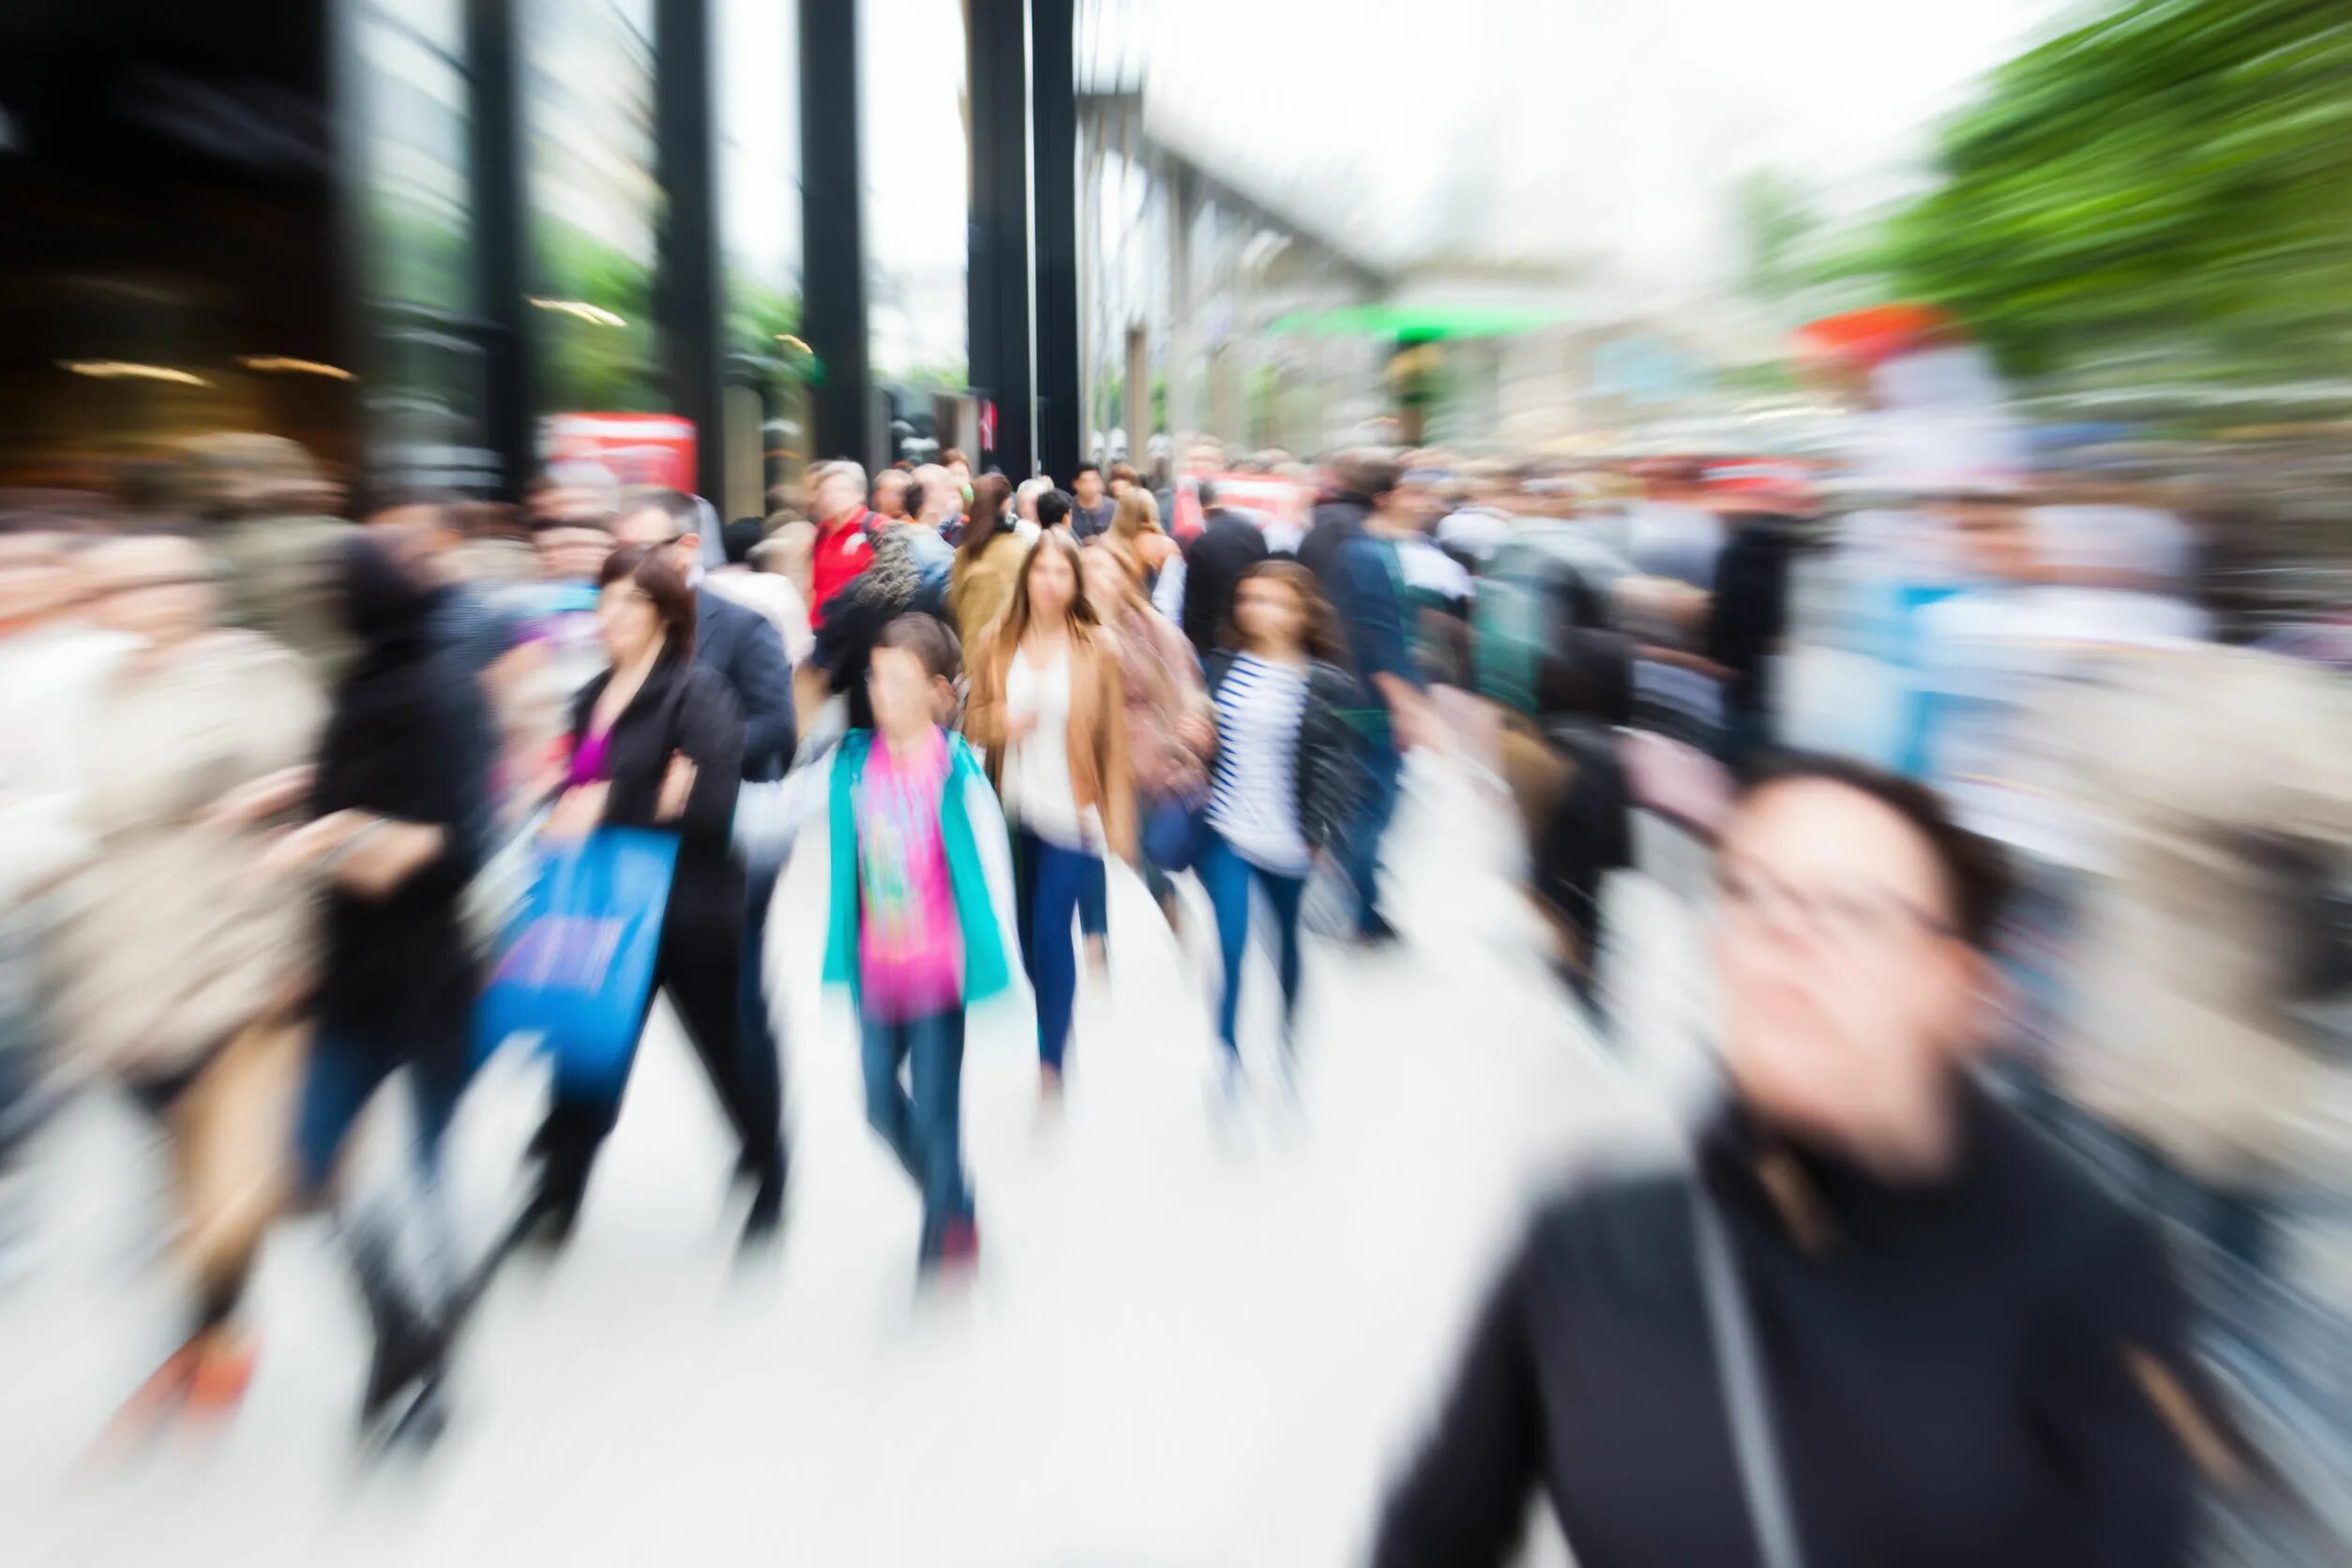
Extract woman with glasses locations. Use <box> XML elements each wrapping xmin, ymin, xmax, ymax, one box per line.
<box><xmin>1375</xmin><ymin>754</ymin><xmax>2219</xmax><ymax>1567</ymax></box>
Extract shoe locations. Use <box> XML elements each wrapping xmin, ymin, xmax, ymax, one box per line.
<box><xmin>185</xmin><ymin>1331</ymin><xmax>257</xmax><ymax>1419</ymax></box>
<box><xmin>932</xmin><ymin>1217</ymin><xmax>980</xmax><ymax>1275</ymax></box>
<box><xmin>1039</xmin><ymin>1063</ymin><xmax>1063</xmax><ymax>1104</ymax></box>
<box><xmin>1353</xmin><ymin>913</ymin><xmax>1403</xmax><ymax>949</ymax></box>
<box><xmin>740</xmin><ymin>1159</ymin><xmax>786</xmax><ymax>1246</ymax></box>
<box><xmin>85</xmin><ymin>1342</ymin><xmax>199</xmax><ymax>1461</ymax></box>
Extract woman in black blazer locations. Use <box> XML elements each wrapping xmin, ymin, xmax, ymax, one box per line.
<box><xmin>525</xmin><ymin>543</ymin><xmax>785</xmax><ymax>1244</ymax></box>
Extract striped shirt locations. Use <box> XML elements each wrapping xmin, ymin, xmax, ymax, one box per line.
<box><xmin>1208</xmin><ymin>654</ymin><xmax>1311</xmax><ymax>874</ymax></box>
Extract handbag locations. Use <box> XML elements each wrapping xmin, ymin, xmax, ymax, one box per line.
<box><xmin>1139</xmin><ymin>794</ymin><xmax>1207</xmax><ymax>873</ymax></box>
<box><xmin>474</xmin><ymin>826</ymin><xmax>680</xmax><ymax>1097</ymax></box>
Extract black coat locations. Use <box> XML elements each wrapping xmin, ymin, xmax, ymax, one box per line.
<box><xmin>694</xmin><ymin>584</ymin><xmax>795</xmax><ymax>781</ymax></box>
<box><xmin>1181</xmin><ymin>511</ymin><xmax>1271</xmax><ymax>658</ymax></box>
<box><xmin>572</xmin><ymin>657</ymin><xmax>745</xmax><ymax>937</ymax></box>
<box><xmin>312</xmin><ymin>536</ymin><xmax>490</xmax><ymax>1059</ymax></box>
<box><xmin>1375</xmin><ymin>1087</ymin><xmax>2200</xmax><ymax>1568</ymax></box>
<box><xmin>1296</xmin><ymin>491</ymin><xmax>1371</xmax><ymax>591</ymax></box>
<box><xmin>1204</xmin><ymin>651</ymin><xmax>1365</xmax><ymax>853</ymax></box>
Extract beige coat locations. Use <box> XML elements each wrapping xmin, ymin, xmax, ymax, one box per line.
<box><xmin>948</xmin><ymin>533</ymin><xmax>1029</xmax><ymax>656</ymax></box>
<box><xmin>964</xmin><ymin>625</ymin><xmax>1136</xmax><ymax>860</ymax></box>
<box><xmin>2038</xmin><ymin>642</ymin><xmax>2352</xmax><ymax>1187</ymax></box>
<box><xmin>44</xmin><ymin>632</ymin><xmax>325</xmax><ymax>1079</ymax></box>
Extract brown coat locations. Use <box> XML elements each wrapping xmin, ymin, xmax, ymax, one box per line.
<box><xmin>948</xmin><ymin>532</ymin><xmax>1029</xmax><ymax>655</ymax></box>
<box><xmin>965</xmin><ymin>626</ymin><xmax>1136</xmax><ymax>860</ymax></box>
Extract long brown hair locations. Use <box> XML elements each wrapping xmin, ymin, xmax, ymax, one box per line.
<box><xmin>957</xmin><ymin>472</ymin><xmax>1014</xmax><ymax>561</ymax></box>
<box><xmin>991</xmin><ymin>531</ymin><xmax>1098</xmax><ymax>663</ymax></box>
<box><xmin>1229</xmin><ymin>558</ymin><xmax>1346</xmax><ymax>664</ymax></box>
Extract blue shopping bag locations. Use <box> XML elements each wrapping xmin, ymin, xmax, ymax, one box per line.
<box><xmin>1140</xmin><ymin>795</ymin><xmax>1207</xmax><ymax>873</ymax></box>
<box><xmin>475</xmin><ymin>827</ymin><xmax>680</xmax><ymax>1096</ymax></box>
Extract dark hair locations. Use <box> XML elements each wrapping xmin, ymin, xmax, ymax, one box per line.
<box><xmin>874</xmin><ymin>611</ymin><xmax>963</xmax><ymax>685</ymax></box>
<box><xmin>1196</xmin><ymin>479</ymin><xmax>1221</xmax><ymax>510</ymax></box>
<box><xmin>622</xmin><ymin>487</ymin><xmax>701</xmax><ymax>541</ymax></box>
<box><xmin>1229</xmin><ymin>559</ymin><xmax>1348</xmax><ymax>663</ymax></box>
<box><xmin>1073</xmin><ymin>461</ymin><xmax>1102</xmax><ymax>480</ymax></box>
<box><xmin>723</xmin><ymin>517</ymin><xmax>763</xmax><ymax>565</ymax></box>
<box><xmin>1037</xmin><ymin>487</ymin><xmax>1072</xmax><ymax>529</ymax></box>
<box><xmin>958</xmin><ymin>472</ymin><xmax>1014</xmax><ymax>560</ymax></box>
<box><xmin>903</xmin><ymin>478</ymin><xmax>927</xmax><ymax>519</ymax></box>
<box><xmin>597</xmin><ymin>541</ymin><xmax>698</xmax><ymax>663</ymax></box>
<box><xmin>1108</xmin><ymin>460</ymin><xmax>1140</xmax><ymax>487</ymax></box>
<box><xmin>1736</xmin><ymin>752</ymin><xmax>2012</xmax><ymax>949</ymax></box>
<box><xmin>1356</xmin><ymin>456</ymin><xmax>1406</xmax><ymax>504</ymax></box>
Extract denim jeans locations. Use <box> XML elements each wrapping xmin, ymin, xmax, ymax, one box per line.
<box><xmin>294</xmin><ymin>1031</ymin><xmax>467</xmax><ymax>1196</ymax></box>
<box><xmin>1335</xmin><ymin>743</ymin><xmax>1404</xmax><ymax>932</ymax></box>
<box><xmin>1013</xmin><ymin>828</ymin><xmax>1097</xmax><ymax>1072</ymax></box>
<box><xmin>739</xmin><ymin>865</ymin><xmax>788</xmax><ymax>1169</ymax></box>
<box><xmin>857</xmin><ymin>1006</ymin><xmax>972</xmax><ymax>1262</ymax></box>
<box><xmin>1199</xmin><ymin>830</ymin><xmax>1305</xmax><ymax>1059</ymax></box>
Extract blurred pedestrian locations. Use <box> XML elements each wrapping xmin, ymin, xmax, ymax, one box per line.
<box><xmin>1180</xmin><ymin>479</ymin><xmax>1272</xmax><ymax>660</ymax></box>
<box><xmin>1069</xmin><ymin>462</ymin><xmax>1114</xmax><ymax>541</ymax></box>
<box><xmin>707</xmin><ymin>515</ymin><xmax>814</xmax><ymax>671</ymax></box>
<box><xmin>1375</xmin><ymin>755</ymin><xmax>2220</xmax><ymax>1567</ymax></box>
<box><xmin>948</xmin><ymin>474</ymin><xmax>1026</xmax><ymax>655</ymax></box>
<box><xmin>1080</xmin><ymin>545</ymin><xmax>1211</xmax><ymax>927</ymax></box>
<box><xmin>807</xmin><ymin>461</ymin><xmax>876</xmax><ymax>630</ymax></box>
<box><xmin>1296</xmin><ymin>449</ymin><xmax>1380</xmax><ymax>590</ymax></box>
<box><xmin>821</xmin><ymin>615</ymin><xmax>1018</xmax><ymax>1274</ymax></box>
<box><xmin>181</xmin><ymin>433</ymin><xmax>356</xmax><ymax>681</ymax></box>
<box><xmin>1194</xmin><ymin>563</ymin><xmax>1362</xmax><ymax>1102</ymax></box>
<box><xmin>814</xmin><ymin>511</ymin><xmax>952</xmax><ymax>734</ymax></box>
<box><xmin>964</xmin><ymin>535</ymin><xmax>1133</xmax><ymax>1100</ymax></box>
<box><xmin>45</xmin><ymin>536</ymin><xmax>322</xmax><ymax>1419</ymax></box>
<box><xmin>524</xmin><ymin>545</ymin><xmax>767</xmax><ymax>1244</ymax></box>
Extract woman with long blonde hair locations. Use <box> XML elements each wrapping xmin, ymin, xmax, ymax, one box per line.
<box><xmin>963</xmin><ymin>533</ymin><xmax>1132</xmax><ymax>1099</ymax></box>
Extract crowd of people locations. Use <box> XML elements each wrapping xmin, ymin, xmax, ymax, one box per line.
<box><xmin>1</xmin><ymin>423</ymin><xmax>2342</xmax><ymax>1563</ymax></box>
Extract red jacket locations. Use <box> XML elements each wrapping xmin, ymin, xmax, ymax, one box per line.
<box><xmin>809</xmin><ymin>508</ymin><xmax>874</xmax><ymax>627</ymax></box>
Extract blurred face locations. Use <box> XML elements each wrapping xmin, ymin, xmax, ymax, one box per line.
<box><xmin>1073</xmin><ymin>470</ymin><xmax>1103</xmax><ymax>505</ymax></box>
<box><xmin>874</xmin><ymin>472</ymin><xmax>911</xmax><ymax>520</ymax></box>
<box><xmin>614</xmin><ymin>505</ymin><xmax>697</xmax><ymax>575</ymax></box>
<box><xmin>89</xmin><ymin>539</ymin><xmax>217</xmax><ymax>647</ymax></box>
<box><xmin>816</xmin><ymin>472</ymin><xmax>862</xmax><ymax>524</ymax></box>
<box><xmin>596</xmin><ymin>572</ymin><xmax>666</xmax><ymax>666</ymax></box>
<box><xmin>1025</xmin><ymin>545</ymin><xmax>1077</xmax><ymax>622</ymax></box>
<box><xmin>1943</xmin><ymin>499</ymin><xmax>2036</xmax><ymax>582</ymax></box>
<box><xmin>1712</xmin><ymin>780</ymin><xmax>1985</xmax><ymax>1170</ymax></box>
<box><xmin>1234</xmin><ymin>574</ymin><xmax>1304</xmax><ymax>651</ymax></box>
<box><xmin>946</xmin><ymin>459</ymin><xmax>972</xmax><ymax>493</ymax></box>
<box><xmin>535</xmin><ymin>525</ymin><xmax>612</xmax><ymax>581</ymax></box>
<box><xmin>867</xmin><ymin>645</ymin><xmax>945</xmax><ymax>740</ymax></box>
<box><xmin>1018</xmin><ymin>488</ymin><xmax>1042</xmax><ymax>523</ymax></box>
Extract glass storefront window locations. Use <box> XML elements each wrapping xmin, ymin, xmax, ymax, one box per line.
<box><xmin>716</xmin><ymin>0</ymin><xmax>805</xmax><ymax>519</ymax></box>
<box><xmin>861</xmin><ymin>0</ymin><xmax>969</xmax><ymax>465</ymax></box>
<box><xmin>523</xmin><ymin>0</ymin><xmax>664</xmax><ymax>415</ymax></box>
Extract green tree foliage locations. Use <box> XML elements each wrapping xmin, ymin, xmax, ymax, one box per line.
<box><xmin>1875</xmin><ymin>0</ymin><xmax>2352</xmax><ymax>385</ymax></box>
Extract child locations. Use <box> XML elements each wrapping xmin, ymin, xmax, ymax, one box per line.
<box><xmin>735</xmin><ymin>613</ymin><xmax>1017</xmax><ymax>1273</ymax></box>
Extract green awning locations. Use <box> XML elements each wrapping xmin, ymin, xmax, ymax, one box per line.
<box><xmin>1264</xmin><ymin>302</ymin><xmax>1573</xmax><ymax>339</ymax></box>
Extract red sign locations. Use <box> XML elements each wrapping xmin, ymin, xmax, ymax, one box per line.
<box><xmin>541</xmin><ymin>413</ymin><xmax>698</xmax><ymax>494</ymax></box>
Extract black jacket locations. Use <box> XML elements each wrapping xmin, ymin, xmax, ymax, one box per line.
<box><xmin>1375</xmin><ymin>1087</ymin><xmax>2199</xmax><ymax>1568</ymax></box>
<box><xmin>1205</xmin><ymin>651</ymin><xmax>1366</xmax><ymax>853</ymax></box>
<box><xmin>1181</xmin><ymin>512</ymin><xmax>1271</xmax><ymax>658</ymax></box>
<box><xmin>694</xmin><ymin>584</ymin><xmax>795</xmax><ymax>781</ymax></box>
<box><xmin>1296</xmin><ymin>491</ymin><xmax>1371</xmax><ymax>590</ymax></box>
<box><xmin>573</xmin><ymin>657</ymin><xmax>745</xmax><ymax>936</ymax></box>
<box><xmin>312</xmin><ymin>536</ymin><xmax>490</xmax><ymax>1060</ymax></box>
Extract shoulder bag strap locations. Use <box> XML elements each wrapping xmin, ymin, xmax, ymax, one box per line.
<box><xmin>1692</xmin><ymin>1187</ymin><xmax>1807</xmax><ymax>1568</ymax></box>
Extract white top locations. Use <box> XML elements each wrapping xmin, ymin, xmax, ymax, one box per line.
<box><xmin>1207</xmin><ymin>654</ymin><xmax>1311</xmax><ymax>875</ymax></box>
<box><xmin>1003</xmin><ymin>646</ymin><xmax>1093</xmax><ymax>849</ymax></box>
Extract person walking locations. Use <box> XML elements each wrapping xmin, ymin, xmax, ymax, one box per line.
<box><xmin>807</xmin><ymin>461</ymin><xmax>876</xmax><ymax>629</ymax></box>
<box><xmin>1080</xmin><ymin>545</ymin><xmax>1211</xmax><ymax>927</ymax></box>
<box><xmin>1372</xmin><ymin>756</ymin><xmax>2222</xmax><ymax>1567</ymax></box>
<box><xmin>524</xmin><ymin>545</ymin><xmax>770</xmax><ymax>1243</ymax></box>
<box><xmin>1180</xmin><ymin>479</ymin><xmax>1272</xmax><ymax>659</ymax></box>
<box><xmin>1194</xmin><ymin>562</ymin><xmax>1362</xmax><ymax>1100</ymax></box>
<box><xmin>1105</xmin><ymin>488</ymin><xmax>1182</xmax><ymax>596</ymax></box>
<box><xmin>610</xmin><ymin>491</ymin><xmax>794</xmax><ymax>1214</ymax></box>
<box><xmin>821</xmin><ymin>615</ymin><xmax>1018</xmax><ymax>1274</ymax></box>
<box><xmin>1325</xmin><ymin>459</ymin><xmax>1437</xmax><ymax>945</ymax></box>
<box><xmin>48</xmin><ymin>535</ymin><xmax>324</xmax><ymax>1419</ymax></box>
<box><xmin>947</xmin><ymin>474</ymin><xmax>1027</xmax><ymax>655</ymax></box>
<box><xmin>263</xmin><ymin>534</ymin><xmax>495</xmax><ymax>1440</ymax></box>
<box><xmin>1069</xmin><ymin>462</ymin><xmax>1114</xmax><ymax>540</ymax></box>
<box><xmin>964</xmin><ymin>535</ymin><xmax>1133</xmax><ymax>1100</ymax></box>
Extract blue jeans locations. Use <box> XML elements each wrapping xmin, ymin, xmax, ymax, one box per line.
<box><xmin>739</xmin><ymin>866</ymin><xmax>788</xmax><ymax>1168</ymax></box>
<box><xmin>294</xmin><ymin>1031</ymin><xmax>467</xmax><ymax>1196</ymax></box>
<box><xmin>1078</xmin><ymin>854</ymin><xmax>1108</xmax><ymax>941</ymax></box>
<box><xmin>1013</xmin><ymin>828</ymin><xmax>1096</xmax><ymax>1072</ymax></box>
<box><xmin>1199</xmin><ymin>831</ymin><xmax>1305</xmax><ymax>1059</ymax></box>
<box><xmin>1335</xmin><ymin>744</ymin><xmax>1404</xmax><ymax>932</ymax></box>
<box><xmin>857</xmin><ymin>1006</ymin><xmax>972</xmax><ymax>1261</ymax></box>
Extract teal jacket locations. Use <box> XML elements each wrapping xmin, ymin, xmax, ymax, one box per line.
<box><xmin>821</xmin><ymin>730</ymin><xmax>1015</xmax><ymax>1007</ymax></box>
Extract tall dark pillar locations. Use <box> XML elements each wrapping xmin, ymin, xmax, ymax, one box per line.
<box><xmin>466</xmin><ymin>0</ymin><xmax>535</xmax><ymax>501</ymax></box>
<box><xmin>967</xmin><ymin>0</ymin><xmax>1033</xmax><ymax>476</ymax></box>
<box><xmin>800</xmin><ymin>0</ymin><xmax>869</xmax><ymax>466</ymax></box>
<box><xmin>1029</xmin><ymin>0</ymin><xmax>1079</xmax><ymax>486</ymax></box>
<box><xmin>656</xmin><ymin>0</ymin><xmax>726</xmax><ymax>504</ymax></box>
